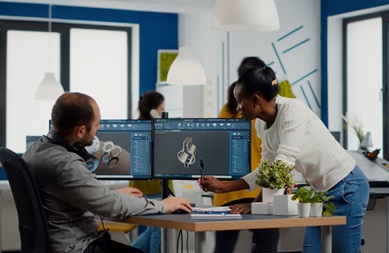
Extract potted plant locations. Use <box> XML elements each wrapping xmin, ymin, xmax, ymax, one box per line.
<box><xmin>291</xmin><ymin>186</ymin><xmax>315</xmax><ymax>217</ymax></box>
<box><xmin>254</xmin><ymin>159</ymin><xmax>297</xmax><ymax>215</ymax></box>
<box><xmin>292</xmin><ymin>186</ymin><xmax>335</xmax><ymax>217</ymax></box>
<box><xmin>311</xmin><ymin>191</ymin><xmax>335</xmax><ymax>217</ymax></box>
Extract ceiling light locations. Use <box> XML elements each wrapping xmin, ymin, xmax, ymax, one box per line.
<box><xmin>166</xmin><ymin>47</ymin><xmax>207</xmax><ymax>85</ymax></box>
<box><xmin>35</xmin><ymin>3</ymin><xmax>64</xmax><ymax>100</ymax></box>
<box><xmin>211</xmin><ymin>0</ymin><xmax>280</xmax><ymax>32</ymax></box>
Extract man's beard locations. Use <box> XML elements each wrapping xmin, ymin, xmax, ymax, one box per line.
<box><xmin>79</xmin><ymin>133</ymin><xmax>94</xmax><ymax>147</ymax></box>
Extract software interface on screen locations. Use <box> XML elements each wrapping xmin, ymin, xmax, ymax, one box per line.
<box><xmin>153</xmin><ymin>118</ymin><xmax>251</xmax><ymax>179</ymax></box>
<box><xmin>87</xmin><ymin>119</ymin><xmax>152</xmax><ymax>180</ymax></box>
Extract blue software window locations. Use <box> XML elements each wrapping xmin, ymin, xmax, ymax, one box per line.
<box><xmin>91</xmin><ymin>119</ymin><xmax>152</xmax><ymax>180</ymax></box>
<box><xmin>152</xmin><ymin>118</ymin><xmax>251</xmax><ymax>179</ymax></box>
<box><xmin>0</xmin><ymin>165</ymin><xmax>7</xmax><ymax>180</ymax></box>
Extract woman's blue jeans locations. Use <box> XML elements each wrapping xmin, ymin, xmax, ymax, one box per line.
<box><xmin>303</xmin><ymin>165</ymin><xmax>369</xmax><ymax>253</ymax></box>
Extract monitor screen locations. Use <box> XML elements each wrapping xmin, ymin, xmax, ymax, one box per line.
<box><xmin>26</xmin><ymin>135</ymin><xmax>42</xmax><ymax>151</ymax></box>
<box><xmin>152</xmin><ymin>118</ymin><xmax>251</xmax><ymax>179</ymax></box>
<box><xmin>88</xmin><ymin>119</ymin><xmax>152</xmax><ymax>180</ymax></box>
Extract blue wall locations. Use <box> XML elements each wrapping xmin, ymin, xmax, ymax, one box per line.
<box><xmin>320</xmin><ymin>0</ymin><xmax>388</xmax><ymax>125</ymax></box>
<box><xmin>0</xmin><ymin>2</ymin><xmax>178</xmax><ymax>96</ymax></box>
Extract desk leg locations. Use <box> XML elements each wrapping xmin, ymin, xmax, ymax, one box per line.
<box><xmin>161</xmin><ymin>228</ymin><xmax>169</xmax><ymax>253</ymax></box>
<box><xmin>195</xmin><ymin>232</ymin><xmax>206</xmax><ymax>253</ymax></box>
<box><xmin>321</xmin><ymin>226</ymin><xmax>331</xmax><ymax>253</ymax></box>
<box><xmin>0</xmin><ymin>191</ymin><xmax>2</xmax><ymax>253</ymax></box>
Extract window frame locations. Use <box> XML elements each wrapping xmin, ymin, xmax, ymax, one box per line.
<box><xmin>0</xmin><ymin>20</ymin><xmax>132</xmax><ymax>148</ymax></box>
<box><xmin>342</xmin><ymin>11</ymin><xmax>389</xmax><ymax>159</ymax></box>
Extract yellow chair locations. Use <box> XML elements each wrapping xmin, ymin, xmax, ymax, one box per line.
<box><xmin>98</xmin><ymin>220</ymin><xmax>137</xmax><ymax>245</ymax></box>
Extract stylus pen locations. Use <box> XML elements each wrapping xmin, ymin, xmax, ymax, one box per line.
<box><xmin>200</xmin><ymin>159</ymin><xmax>204</xmax><ymax>181</ymax></box>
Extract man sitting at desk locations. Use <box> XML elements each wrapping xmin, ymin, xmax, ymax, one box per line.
<box><xmin>23</xmin><ymin>92</ymin><xmax>192</xmax><ymax>253</ymax></box>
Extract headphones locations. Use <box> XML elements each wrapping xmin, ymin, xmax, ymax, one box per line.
<box><xmin>150</xmin><ymin>109</ymin><xmax>161</xmax><ymax>119</ymax></box>
<box><xmin>44</xmin><ymin>130</ymin><xmax>99</xmax><ymax>172</ymax></box>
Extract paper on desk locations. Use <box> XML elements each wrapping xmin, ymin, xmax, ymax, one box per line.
<box><xmin>192</xmin><ymin>206</ymin><xmax>231</xmax><ymax>213</ymax></box>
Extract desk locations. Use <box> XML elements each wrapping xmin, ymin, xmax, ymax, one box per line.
<box><xmin>113</xmin><ymin>213</ymin><xmax>345</xmax><ymax>253</ymax></box>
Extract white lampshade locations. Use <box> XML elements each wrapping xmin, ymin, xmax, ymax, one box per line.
<box><xmin>166</xmin><ymin>47</ymin><xmax>207</xmax><ymax>85</ymax></box>
<box><xmin>35</xmin><ymin>72</ymin><xmax>64</xmax><ymax>100</ymax></box>
<box><xmin>211</xmin><ymin>0</ymin><xmax>280</xmax><ymax>32</ymax></box>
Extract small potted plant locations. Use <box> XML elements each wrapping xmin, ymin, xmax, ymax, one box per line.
<box><xmin>311</xmin><ymin>191</ymin><xmax>335</xmax><ymax>217</ymax></box>
<box><xmin>254</xmin><ymin>159</ymin><xmax>297</xmax><ymax>215</ymax></box>
<box><xmin>291</xmin><ymin>186</ymin><xmax>315</xmax><ymax>217</ymax></box>
<box><xmin>292</xmin><ymin>186</ymin><xmax>335</xmax><ymax>217</ymax></box>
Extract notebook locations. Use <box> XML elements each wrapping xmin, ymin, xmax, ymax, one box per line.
<box><xmin>191</xmin><ymin>206</ymin><xmax>232</xmax><ymax>214</ymax></box>
<box><xmin>190</xmin><ymin>213</ymin><xmax>242</xmax><ymax>220</ymax></box>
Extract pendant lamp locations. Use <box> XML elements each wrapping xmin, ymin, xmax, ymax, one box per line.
<box><xmin>35</xmin><ymin>3</ymin><xmax>64</xmax><ymax>100</ymax></box>
<box><xmin>211</xmin><ymin>0</ymin><xmax>280</xmax><ymax>32</ymax></box>
<box><xmin>166</xmin><ymin>47</ymin><xmax>207</xmax><ymax>85</ymax></box>
<box><xmin>36</xmin><ymin>72</ymin><xmax>64</xmax><ymax>100</ymax></box>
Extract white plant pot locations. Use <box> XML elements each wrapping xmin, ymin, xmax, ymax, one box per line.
<box><xmin>252</xmin><ymin>202</ymin><xmax>273</xmax><ymax>215</ymax></box>
<box><xmin>297</xmin><ymin>203</ymin><xmax>311</xmax><ymax>218</ymax></box>
<box><xmin>273</xmin><ymin>194</ymin><xmax>298</xmax><ymax>216</ymax></box>
<box><xmin>262</xmin><ymin>188</ymin><xmax>284</xmax><ymax>203</ymax></box>
<box><xmin>310</xmin><ymin>203</ymin><xmax>324</xmax><ymax>217</ymax></box>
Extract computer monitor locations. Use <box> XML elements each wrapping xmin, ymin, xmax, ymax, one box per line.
<box><xmin>88</xmin><ymin>119</ymin><xmax>152</xmax><ymax>180</ymax></box>
<box><xmin>152</xmin><ymin>118</ymin><xmax>251</xmax><ymax>179</ymax></box>
<box><xmin>26</xmin><ymin>135</ymin><xmax>42</xmax><ymax>151</ymax></box>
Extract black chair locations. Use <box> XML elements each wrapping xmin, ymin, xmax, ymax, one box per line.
<box><xmin>0</xmin><ymin>147</ymin><xmax>49</xmax><ymax>253</ymax></box>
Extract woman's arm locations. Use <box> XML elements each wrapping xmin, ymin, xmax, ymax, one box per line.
<box><xmin>199</xmin><ymin>176</ymin><xmax>250</xmax><ymax>193</ymax></box>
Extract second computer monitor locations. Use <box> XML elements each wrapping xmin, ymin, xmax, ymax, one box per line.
<box><xmin>152</xmin><ymin>118</ymin><xmax>251</xmax><ymax>179</ymax></box>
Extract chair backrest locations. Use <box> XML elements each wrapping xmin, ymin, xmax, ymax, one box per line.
<box><xmin>0</xmin><ymin>147</ymin><xmax>49</xmax><ymax>253</ymax></box>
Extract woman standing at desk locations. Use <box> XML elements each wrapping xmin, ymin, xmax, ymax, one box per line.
<box><xmin>200</xmin><ymin>66</ymin><xmax>370</xmax><ymax>253</ymax></box>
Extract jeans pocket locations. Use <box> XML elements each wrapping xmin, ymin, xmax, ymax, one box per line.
<box><xmin>358</xmin><ymin>179</ymin><xmax>369</xmax><ymax>209</ymax></box>
<box><xmin>342</xmin><ymin>179</ymin><xmax>369</xmax><ymax>212</ymax></box>
<box><xmin>342</xmin><ymin>180</ymin><xmax>355</xmax><ymax>206</ymax></box>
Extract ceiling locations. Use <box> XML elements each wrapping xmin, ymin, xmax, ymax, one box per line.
<box><xmin>4</xmin><ymin>0</ymin><xmax>215</xmax><ymax>14</ymax></box>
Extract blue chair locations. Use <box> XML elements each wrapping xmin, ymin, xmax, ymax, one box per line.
<box><xmin>0</xmin><ymin>147</ymin><xmax>49</xmax><ymax>253</ymax></box>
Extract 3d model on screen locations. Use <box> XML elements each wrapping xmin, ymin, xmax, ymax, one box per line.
<box><xmin>177</xmin><ymin>137</ymin><xmax>198</xmax><ymax>168</ymax></box>
<box><xmin>85</xmin><ymin>137</ymin><xmax>124</xmax><ymax>171</ymax></box>
<box><xmin>101</xmin><ymin>141</ymin><xmax>122</xmax><ymax>168</ymax></box>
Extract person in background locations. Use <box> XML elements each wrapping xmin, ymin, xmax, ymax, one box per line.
<box><xmin>23</xmin><ymin>92</ymin><xmax>192</xmax><ymax>253</ymax></box>
<box><xmin>200</xmin><ymin>66</ymin><xmax>369</xmax><ymax>253</ymax></box>
<box><xmin>214</xmin><ymin>57</ymin><xmax>279</xmax><ymax>253</ymax></box>
<box><xmin>130</xmin><ymin>90</ymin><xmax>174</xmax><ymax>253</ymax></box>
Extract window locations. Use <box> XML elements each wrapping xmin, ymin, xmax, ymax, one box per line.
<box><xmin>343</xmin><ymin>11</ymin><xmax>389</xmax><ymax>158</ymax></box>
<box><xmin>0</xmin><ymin>20</ymin><xmax>132</xmax><ymax>153</ymax></box>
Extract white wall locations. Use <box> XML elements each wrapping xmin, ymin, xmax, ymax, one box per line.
<box><xmin>180</xmin><ymin>0</ymin><xmax>321</xmax><ymax>117</ymax></box>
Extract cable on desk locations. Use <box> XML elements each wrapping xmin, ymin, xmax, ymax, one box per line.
<box><xmin>186</xmin><ymin>230</ymin><xmax>189</xmax><ymax>253</ymax></box>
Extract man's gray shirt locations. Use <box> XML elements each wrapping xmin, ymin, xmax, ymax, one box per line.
<box><xmin>23</xmin><ymin>137</ymin><xmax>166</xmax><ymax>253</ymax></box>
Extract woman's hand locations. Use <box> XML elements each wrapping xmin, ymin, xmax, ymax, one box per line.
<box><xmin>229</xmin><ymin>203</ymin><xmax>252</xmax><ymax>214</ymax></box>
<box><xmin>198</xmin><ymin>176</ymin><xmax>226</xmax><ymax>193</ymax></box>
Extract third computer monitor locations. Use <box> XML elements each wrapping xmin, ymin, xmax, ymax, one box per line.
<box><xmin>152</xmin><ymin>118</ymin><xmax>251</xmax><ymax>179</ymax></box>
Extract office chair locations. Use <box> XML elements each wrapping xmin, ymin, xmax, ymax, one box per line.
<box><xmin>0</xmin><ymin>147</ymin><xmax>49</xmax><ymax>253</ymax></box>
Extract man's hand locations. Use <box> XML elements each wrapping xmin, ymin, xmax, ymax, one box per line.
<box><xmin>198</xmin><ymin>175</ymin><xmax>226</xmax><ymax>193</ymax></box>
<box><xmin>162</xmin><ymin>197</ymin><xmax>192</xmax><ymax>214</ymax></box>
<box><xmin>116</xmin><ymin>187</ymin><xmax>143</xmax><ymax>197</ymax></box>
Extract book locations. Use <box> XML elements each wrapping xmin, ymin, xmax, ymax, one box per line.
<box><xmin>190</xmin><ymin>213</ymin><xmax>242</xmax><ymax>220</ymax></box>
